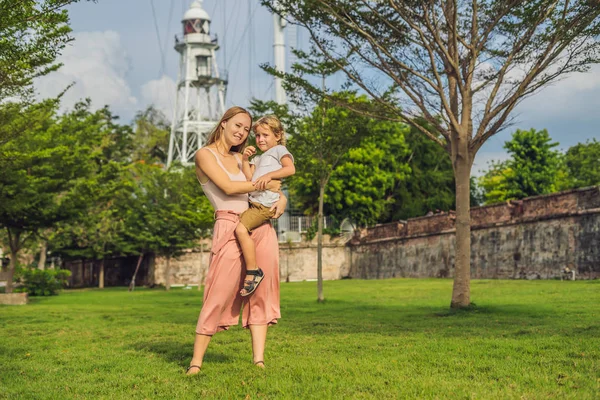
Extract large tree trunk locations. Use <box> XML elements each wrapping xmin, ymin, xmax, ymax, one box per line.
<box><xmin>99</xmin><ymin>258</ymin><xmax>105</xmax><ymax>289</ymax></box>
<box><xmin>317</xmin><ymin>183</ymin><xmax>325</xmax><ymax>303</ymax></box>
<box><xmin>129</xmin><ymin>253</ymin><xmax>144</xmax><ymax>292</ymax></box>
<box><xmin>165</xmin><ymin>254</ymin><xmax>171</xmax><ymax>291</ymax></box>
<box><xmin>37</xmin><ymin>240</ymin><xmax>47</xmax><ymax>270</ymax></box>
<box><xmin>450</xmin><ymin>136</ymin><xmax>473</xmax><ymax>308</ymax></box>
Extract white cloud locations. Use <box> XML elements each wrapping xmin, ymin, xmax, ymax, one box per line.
<box><xmin>140</xmin><ymin>75</ymin><xmax>177</xmax><ymax>120</ymax></box>
<box><xmin>518</xmin><ymin>64</ymin><xmax>600</xmax><ymax>120</ymax></box>
<box><xmin>35</xmin><ymin>31</ymin><xmax>138</xmax><ymax>119</ymax></box>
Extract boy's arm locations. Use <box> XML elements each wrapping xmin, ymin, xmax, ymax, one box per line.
<box><xmin>241</xmin><ymin>146</ymin><xmax>256</xmax><ymax>181</ymax></box>
<box><xmin>265</xmin><ymin>155</ymin><xmax>295</xmax><ymax>180</ymax></box>
<box><xmin>253</xmin><ymin>155</ymin><xmax>295</xmax><ymax>190</ymax></box>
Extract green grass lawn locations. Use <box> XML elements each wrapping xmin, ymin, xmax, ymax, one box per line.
<box><xmin>1</xmin><ymin>279</ymin><xmax>599</xmax><ymax>399</ymax></box>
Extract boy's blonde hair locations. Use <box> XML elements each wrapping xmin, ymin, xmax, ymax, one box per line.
<box><xmin>253</xmin><ymin>115</ymin><xmax>286</xmax><ymax>146</ymax></box>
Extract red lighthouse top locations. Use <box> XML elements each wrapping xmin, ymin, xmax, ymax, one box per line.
<box><xmin>183</xmin><ymin>0</ymin><xmax>211</xmax><ymax>36</ymax></box>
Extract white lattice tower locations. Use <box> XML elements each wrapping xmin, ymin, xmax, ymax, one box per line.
<box><xmin>167</xmin><ymin>0</ymin><xmax>227</xmax><ymax>167</ymax></box>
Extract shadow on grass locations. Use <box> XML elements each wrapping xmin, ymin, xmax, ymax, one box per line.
<box><xmin>131</xmin><ymin>340</ymin><xmax>232</xmax><ymax>368</ymax></box>
<box><xmin>279</xmin><ymin>299</ymin><xmax>599</xmax><ymax>338</ymax></box>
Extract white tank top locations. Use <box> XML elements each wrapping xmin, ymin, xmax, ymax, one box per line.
<box><xmin>198</xmin><ymin>148</ymin><xmax>249</xmax><ymax>214</ymax></box>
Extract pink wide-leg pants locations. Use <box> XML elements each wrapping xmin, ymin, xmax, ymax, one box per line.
<box><xmin>195</xmin><ymin>210</ymin><xmax>280</xmax><ymax>335</ymax></box>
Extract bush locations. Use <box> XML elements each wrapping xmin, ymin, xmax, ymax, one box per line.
<box><xmin>19</xmin><ymin>268</ymin><xmax>71</xmax><ymax>296</ymax></box>
<box><xmin>305</xmin><ymin>217</ymin><xmax>341</xmax><ymax>241</ymax></box>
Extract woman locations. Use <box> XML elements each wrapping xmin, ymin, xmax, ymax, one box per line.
<box><xmin>187</xmin><ymin>106</ymin><xmax>285</xmax><ymax>374</ymax></box>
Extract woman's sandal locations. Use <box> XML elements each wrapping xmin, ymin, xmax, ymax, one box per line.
<box><xmin>186</xmin><ymin>365</ymin><xmax>201</xmax><ymax>375</ymax></box>
<box><xmin>240</xmin><ymin>267</ymin><xmax>264</xmax><ymax>297</ymax></box>
<box><xmin>254</xmin><ymin>360</ymin><xmax>265</xmax><ymax>368</ymax></box>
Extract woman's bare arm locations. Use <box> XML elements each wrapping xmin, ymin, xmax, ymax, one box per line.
<box><xmin>195</xmin><ymin>148</ymin><xmax>281</xmax><ymax>195</ymax></box>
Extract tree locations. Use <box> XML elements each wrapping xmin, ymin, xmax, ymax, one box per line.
<box><xmin>248</xmin><ymin>99</ymin><xmax>302</xmax><ymax>139</ymax></box>
<box><xmin>478</xmin><ymin>160</ymin><xmax>514</xmax><ymax>204</ymax></box>
<box><xmin>291</xmin><ymin>120</ymin><xmax>411</xmax><ymax>226</ymax></box>
<box><xmin>132</xmin><ymin>164</ymin><xmax>212</xmax><ymax>291</ymax></box>
<box><xmin>564</xmin><ymin>139</ymin><xmax>600</xmax><ymax>189</ymax></box>
<box><xmin>0</xmin><ymin>0</ymin><xmax>77</xmax><ymax>100</ymax></box>
<box><xmin>131</xmin><ymin>106</ymin><xmax>170</xmax><ymax>165</ymax></box>
<box><xmin>389</xmin><ymin>123</ymin><xmax>456</xmax><ymax>221</ymax></box>
<box><xmin>479</xmin><ymin>128</ymin><xmax>562</xmax><ymax>203</ymax></box>
<box><xmin>0</xmin><ymin>103</ymin><xmax>90</xmax><ymax>291</ymax></box>
<box><xmin>291</xmin><ymin>94</ymin><xmax>380</xmax><ymax>301</ymax></box>
<box><xmin>263</xmin><ymin>0</ymin><xmax>600</xmax><ymax>307</ymax></box>
<box><xmin>503</xmin><ymin>128</ymin><xmax>561</xmax><ymax>198</ymax></box>
<box><xmin>50</xmin><ymin>162</ymin><xmax>132</xmax><ymax>288</ymax></box>
<box><xmin>0</xmin><ymin>0</ymin><xmax>91</xmax><ymax>146</ymax></box>
<box><xmin>0</xmin><ymin>100</ymin><xmax>131</xmax><ymax>293</ymax></box>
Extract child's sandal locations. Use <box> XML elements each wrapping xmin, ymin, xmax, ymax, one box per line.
<box><xmin>240</xmin><ymin>268</ymin><xmax>264</xmax><ymax>297</ymax></box>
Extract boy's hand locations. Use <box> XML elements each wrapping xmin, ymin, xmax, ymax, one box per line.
<box><xmin>242</xmin><ymin>146</ymin><xmax>256</xmax><ymax>161</ymax></box>
<box><xmin>253</xmin><ymin>174</ymin><xmax>272</xmax><ymax>191</ymax></box>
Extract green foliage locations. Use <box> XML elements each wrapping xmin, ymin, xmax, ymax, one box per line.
<box><xmin>304</xmin><ymin>216</ymin><xmax>341</xmax><ymax>241</ymax></box>
<box><xmin>50</xmin><ymin>161</ymin><xmax>133</xmax><ymax>262</ymax></box>
<box><xmin>389</xmin><ymin>124</ymin><xmax>455</xmax><ymax>220</ymax></box>
<box><xmin>131</xmin><ymin>106</ymin><xmax>170</xmax><ymax>165</ymax></box>
<box><xmin>0</xmin><ymin>100</ymin><xmax>130</xmax><ymax>234</ymax></box>
<box><xmin>0</xmin><ymin>99</ymin><xmax>134</xmax><ymax>291</ymax></box>
<box><xmin>42</xmin><ymin>104</ymin><xmax>213</xmax><ymax>285</ymax></box>
<box><xmin>291</xmin><ymin>117</ymin><xmax>411</xmax><ymax>226</ymax></box>
<box><xmin>478</xmin><ymin>160</ymin><xmax>514</xmax><ymax>204</ymax></box>
<box><xmin>1</xmin><ymin>101</ymin><xmax>97</xmax><ymax>232</ymax></box>
<box><xmin>503</xmin><ymin>129</ymin><xmax>562</xmax><ymax>198</ymax></box>
<box><xmin>469</xmin><ymin>177</ymin><xmax>485</xmax><ymax>208</ymax></box>
<box><xmin>127</xmin><ymin>163</ymin><xmax>213</xmax><ymax>259</ymax></box>
<box><xmin>0</xmin><ymin>0</ymin><xmax>88</xmax><ymax>102</ymax></box>
<box><xmin>479</xmin><ymin>129</ymin><xmax>562</xmax><ymax>204</ymax></box>
<box><xmin>248</xmin><ymin>99</ymin><xmax>301</xmax><ymax>138</ymax></box>
<box><xmin>18</xmin><ymin>268</ymin><xmax>71</xmax><ymax>296</ymax></box>
<box><xmin>564</xmin><ymin>139</ymin><xmax>600</xmax><ymax>189</ymax></box>
<box><xmin>287</xmin><ymin>113</ymin><xmax>464</xmax><ymax>223</ymax></box>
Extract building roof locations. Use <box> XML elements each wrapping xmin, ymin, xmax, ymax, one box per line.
<box><xmin>183</xmin><ymin>0</ymin><xmax>211</xmax><ymax>21</ymax></box>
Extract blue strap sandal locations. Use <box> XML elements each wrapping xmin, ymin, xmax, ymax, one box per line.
<box><xmin>240</xmin><ymin>267</ymin><xmax>264</xmax><ymax>297</ymax></box>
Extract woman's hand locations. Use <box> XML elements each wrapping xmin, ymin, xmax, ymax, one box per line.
<box><xmin>264</xmin><ymin>179</ymin><xmax>281</xmax><ymax>192</ymax></box>
<box><xmin>270</xmin><ymin>193</ymin><xmax>287</xmax><ymax>219</ymax></box>
<box><xmin>253</xmin><ymin>174</ymin><xmax>272</xmax><ymax>190</ymax></box>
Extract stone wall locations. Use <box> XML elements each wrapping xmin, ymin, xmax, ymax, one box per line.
<box><xmin>153</xmin><ymin>248</ymin><xmax>210</xmax><ymax>287</ymax></box>
<box><xmin>147</xmin><ymin>186</ymin><xmax>600</xmax><ymax>285</ymax></box>
<box><xmin>349</xmin><ymin>186</ymin><xmax>600</xmax><ymax>280</ymax></box>
<box><xmin>152</xmin><ymin>238</ymin><xmax>349</xmax><ymax>286</ymax></box>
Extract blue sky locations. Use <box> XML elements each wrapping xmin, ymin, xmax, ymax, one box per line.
<box><xmin>36</xmin><ymin>0</ymin><xmax>600</xmax><ymax>175</ymax></box>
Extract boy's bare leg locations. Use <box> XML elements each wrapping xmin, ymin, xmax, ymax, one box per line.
<box><xmin>235</xmin><ymin>223</ymin><xmax>258</xmax><ymax>271</ymax></box>
<box><xmin>235</xmin><ymin>224</ymin><xmax>260</xmax><ymax>296</ymax></box>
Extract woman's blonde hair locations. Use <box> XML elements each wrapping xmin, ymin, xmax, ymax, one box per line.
<box><xmin>206</xmin><ymin>106</ymin><xmax>252</xmax><ymax>153</ymax></box>
<box><xmin>253</xmin><ymin>115</ymin><xmax>286</xmax><ymax>146</ymax></box>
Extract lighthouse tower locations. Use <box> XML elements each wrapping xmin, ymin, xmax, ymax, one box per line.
<box><xmin>167</xmin><ymin>0</ymin><xmax>227</xmax><ymax>167</ymax></box>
